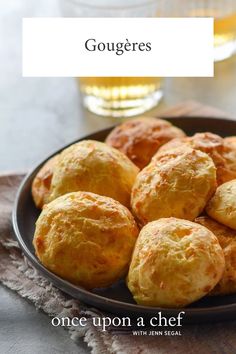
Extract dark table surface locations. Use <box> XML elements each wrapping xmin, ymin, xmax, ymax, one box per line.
<box><xmin>2</xmin><ymin>1</ymin><xmax>236</xmax><ymax>353</ymax></box>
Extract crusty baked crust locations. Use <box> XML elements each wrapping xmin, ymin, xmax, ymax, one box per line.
<box><xmin>206</xmin><ymin>179</ymin><xmax>236</xmax><ymax>230</ymax></box>
<box><xmin>196</xmin><ymin>216</ymin><xmax>236</xmax><ymax>296</ymax></box>
<box><xmin>157</xmin><ymin>132</ymin><xmax>236</xmax><ymax>185</ymax></box>
<box><xmin>131</xmin><ymin>146</ymin><xmax>217</xmax><ymax>225</ymax></box>
<box><xmin>105</xmin><ymin>117</ymin><xmax>186</xmax><ymax>169</ymax></box>
<box><xmin>48</xmin><ymin>140</ymin><xmax>139</xmax><ymax>209</ymax></box>
<box><xmin>127</xmin><ymin>218</ymin><xmax>225</xmax><ymax>307</ymax></box>
<box><xmin>33</xmin><ymin>191</ymin><xmax>139</xmax><ymax>289</ymax></box>
<box><xmin>32</xmin><ymin>155</ymin><xmax>59</xmax><ymax>209</ymax></box>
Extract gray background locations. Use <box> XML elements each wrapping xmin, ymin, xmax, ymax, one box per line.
<box><xmin>1</xmin><ymin>1</ymin><xmax>236</xmax><ymax>353</ymax></box>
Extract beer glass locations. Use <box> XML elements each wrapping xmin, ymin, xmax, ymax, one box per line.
<box><xmin>166</xmin><ymin>0</ymin><xmax>236</xmax><ymax>62</ymax></box>
<box><xmin>59</xmin><ymin>0</ymin><xmax>164</xmax><ymax>117</ymax></box>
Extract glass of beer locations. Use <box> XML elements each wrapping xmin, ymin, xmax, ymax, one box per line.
<box><xmin>166</xmin><ymin>0</ymin><xmax>236</xmax><ymax>62</ymax></box>
<box><xmin>59</xmin><ymin>0</ymin><xmax>164</xmax><ymax>117</ymax></box>
<box><xmin>78</xmin><ymin>77</ymin><xmax>163</xmax><ymax>118</ymax></box>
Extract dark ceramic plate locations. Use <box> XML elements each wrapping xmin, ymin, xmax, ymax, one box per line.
<box><xmin>12</xmin><ymin>117</ymin><xmax>236</xmax><ymax>324</ymax></box>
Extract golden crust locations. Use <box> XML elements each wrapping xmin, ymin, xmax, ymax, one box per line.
<box><xmin>206</xmin><ymin>179</ymin><xmax>236</xmax><ymax>230</ymax></box>
<box><xmin>33</xmin><ymin>191</ymin><xmax>139</xmax><ymax>289</ymax></box>
<box><xmin>224</xmin><ymin>136</ymin><xmax>236</xmax><ymax>147</ymax></box>
<box><xmin>49</xmin><ymin>140</ymin><xmax>139</xmax><ymax>208</ymax></box>
<box><xmin>195</xmin><ymin>216</ymin><xmax>236</xmax><ymax>295</ymax></box>
<box><xmin>131</xmin><ymin>147</ymin><xmax>217</xmax><ymax>225</ymax></box>
<box><xmin>127</xmin><ymin>218</ymin><xmax>225</xmax><ymax>308</ymax></box>
<box><xmin>157</xmin><ymin>132</ymin><xmax>236</xmax><ymax>185</ymax></box>
<box><xmin>105</xmin><ymin>117</ymin><xmax>186</xmax><ymax>169</ymax></box>
<box><xmin>32</xmin><ymin>155</ymin><xmax>59</xmax><ymax>209</ymax></box>
<box><xmin>222</xmin><ymin>136</ymin><xmax>236</xmax><ymax>181</ymax></box>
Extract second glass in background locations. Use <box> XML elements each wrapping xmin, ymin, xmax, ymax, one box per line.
<box><xmin>168</xmin><ymin>0</ymin><xmax>236</xmax><ymax>62</ymax></box>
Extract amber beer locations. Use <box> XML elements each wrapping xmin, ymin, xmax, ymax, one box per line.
<box><xmin>79</xmin><ymin>77</ymin><xmax>163</xmax><ymax>118</ymax></box>
<box><xmin>214</xmin><ymin>12</ymin><xmax>236</xmax><ymax>49</ymax></box>
<box><xmin>186</xmin><ymin>7</ymin><xmax>236</xmax><ymax>61</ymax></box>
